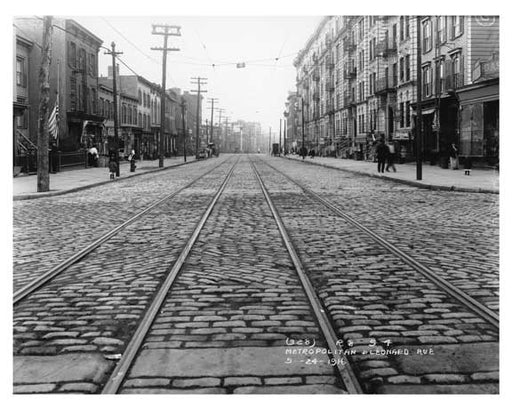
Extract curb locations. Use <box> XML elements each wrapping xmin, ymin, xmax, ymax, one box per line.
<box><xmin>13</xmin><ymin>159</ymin><xmax>196</xmax><ymax>201</ymax></box>
<box><xmin>283</xmin><ymin>156</ymin><xmax>499</xmax><ymax>195</ymax></box>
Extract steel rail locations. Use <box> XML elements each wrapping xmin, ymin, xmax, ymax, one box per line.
<box><xmin>258</xmin><ymin>157</ymin><xmax>499</xmax><ymax>330</ymax></box>
<box><xmin>249</xmin><ymin>159</ymin><xmax>364</xmax><ymax>394</ymax></box>
<box><xmin>101</xmin><ymin>158</ymin><xmax>239</xmax><ymax>394</ymax></box>
<box><xmin>13</xmin><ymin>158</ymin><xmax>231</xmax><ymax>305</ymax></box>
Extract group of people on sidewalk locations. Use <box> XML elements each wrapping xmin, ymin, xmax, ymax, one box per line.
<box><xmin>108</xmin><ymin>149</ymin><xmax>137</xmax><ymax>180</ymax></box>
<box><xmin>375</xmin><ymin>137</ymin><xmax>398</xmax><ymax>173</ymax></box>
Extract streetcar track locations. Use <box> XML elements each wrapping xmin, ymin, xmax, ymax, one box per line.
<box><xmin>101</xmin><ymin>158</ymin><xmax>240</xmax><ymax>394</ymax></box>
<box><xmin>249</xmin><ymin>158</ymin><xmax>363</xmax><ymax>394</ymax></box>
<box><xmin>254</xmin><ymin>156</ymin><xmax>499</xmax><ymax>331</ymax></box>
<box><xmin>13</xmin><ymin>158</ymin><xmax>232</xmax><ymax>305</ymax></box>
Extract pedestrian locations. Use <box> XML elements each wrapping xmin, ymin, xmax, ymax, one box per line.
<box><xmin>309</xmin><ymin>149</ymin><xmax>315</xmax><ymax>159</ymax></box>
<box><xmin>376</xmin><ymin>137</ymin><xmax>389</xmax><ymax>173</ymax></box>
<box><xmin>88</xmin><ymin>146</ymin><xmax>99</xmax><ymax>167</ymax></box>
<box><xmin>128</xmin><ymin>149</ymin><xmax>137</xmax><ymax>172</ymax></box>
<box><xmin>449</xmin><ymin>143</ymin><xmax>459</xmax><ymax>170</ymax></box>
<box><xmin>108</xmin><ymin>154</ymin><xmax>118</xmax><ymax>180</ymax></box>
<box><xmin>385</xmin><ymin>137</ymin><xmax>397</xmax><ymax>172</ymax></box>
<box><xmin>464</xmin><ymin>156</ymin><xmax>472</xmax><ymax>176</ymax></box>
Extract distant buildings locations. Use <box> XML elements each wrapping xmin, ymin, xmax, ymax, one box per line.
<box><xmin>293</xmin><ymin>16</ymin><xmax>499</xmax><ymax>165</ymax></box>
<box><xmin>12</xmin><ymin>16</ymin><xmax>208</xmax><ymax>173</ymax></box>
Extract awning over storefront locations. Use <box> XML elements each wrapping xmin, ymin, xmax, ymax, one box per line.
<box><xmin>457</xmin><ymin>78</ymin><xmax>499</xmax><ymax>106</ymax></box>
<box><xmin>412</xmin><ymin>107</ymin><xmax>435</xmax><ymax>115</ymax></box>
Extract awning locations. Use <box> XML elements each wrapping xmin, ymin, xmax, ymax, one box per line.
<box><xmin>412</xmin><ymin>107</ymin><xmax>435</xmax><ymax>115</ymax></box>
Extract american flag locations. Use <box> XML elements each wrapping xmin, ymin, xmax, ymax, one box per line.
<box><xmin>48</xmin><ymin>100</ymin><xmax>59</xmax><ymax>142</ymax></box>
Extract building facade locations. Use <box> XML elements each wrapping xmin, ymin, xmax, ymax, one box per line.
<box><xmin>293</xmin><ymin>15</ymin><xmax>499</xmax><ymax>164</ymax></box>
<box><xmin>13</xmin><ymin>33</ymin><xmax>35</xmax><ymax>172</ymax></box>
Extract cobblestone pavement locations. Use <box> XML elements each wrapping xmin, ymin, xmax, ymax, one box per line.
<box><xmin>12</xmin><ymin>157</ymin><xmax>227</xmax><ymax>291</ymax></box>
<box><xmin>258</xmin><ymin>156</ymin><xmax>499</xmax><ymax>312</ymax></box>
<box><xmin>13</xmin><ymin>158</ymin><xmax>236</xmax><ymax>393</ymax></box>
<box><xmin>119</xmin><ymin>158</ymin><xmax>345</xmax><ymax>394</ymax></box>
<box><xmin>13</xmin><ymin>155</ymin><xmax>499</xmax><ymax>394</ymax></box>
<box><xmin>253</xmin><ymin>156</ymin><xmax>498</xmax><ymax>393</ymax></box>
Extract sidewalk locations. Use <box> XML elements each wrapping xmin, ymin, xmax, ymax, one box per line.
<box><xmin>284</xmin><ymin>155</ymin><xmax>499</xmax><ymax>194</ymax></box>
<box><xmin>13</xmin><ymin>157</ymin><xmax>196</xmax><ymax>200</ymax></box>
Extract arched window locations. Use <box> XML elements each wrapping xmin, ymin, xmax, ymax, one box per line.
<box><xmin>138</xmin><ymin>112</ymin><xmax>142</xmax><ymax>127</ymax></box>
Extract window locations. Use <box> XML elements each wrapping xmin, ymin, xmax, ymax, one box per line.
<box><xmin>422</xmin><ymin>65</ymin><xmax>432</xmax><ymax>97</ymax></box>
<box><xmin>405</xmin><ymin>55</ymin><xmax>411</xmax><ymax>81</ymax></box>
<box><xmin>399</xmin><ymin>102</ymin><xmax>405</xmax><ymax>128</ymax></box>
<box><xmin>451</xmin><ymin>16</ymin><xmax>464</xmax><ymax>39</ymax></box>
<box><xmin>392</xmin><ymin>63</ymin><xmax>398</xmax><ymax>86</ymax></box>
<box><xmin>369</xmin><ymin>72</ymin><xmax>376</xmax><ymax>95</ymax></box>
<box><xmin>359</xmin><ymin>20</ymin><xmax>364</xmax><ymax>42</ymax></box>
<box><xmin>436</xmin><ymin>59</ymin><xmax>445</xmax><ymax>93</ymax></box>
<box><xmin>70</xmin><ymin>76</ymin><xmax>77</xmax><ymax>111</ymax></box>
<box><xmin>91</xmin><ymin>88</ymin><xmax>97</xmax><ymax>114</ymax></box>
<box><xmin>369</xmin><ymin>38</ymin><xmax>376</xmax><ymax>60</ymax></box>
<box><xmin>392</xmin><ymin>24</ymin><xmax>397</xmax><ymax>47</ymax></box>
<box><xmin>400</xmin><ymin>16</ymin><xmax>405</xmax><ymax>41</ymax></box>
<box><xmin>68</xmin><ymin>42</ymin><xmax>76</xmax><ymax>67</ymax></box>
<box><xmin>78</xmin><ymin>48</ymin><xmax>86</xmax><ymax>71</ymax></box>
<box><xmin>406</xmin><ymin>101</ymin><xmax>411</xmax><ymax>127</ymax></box>
<box><xmin>359</xmin><ymin>81</ymin><xmax>364</xmax><ymax>101</ymax></box>
<box><xmin>422</xmin><ymin>19</ymin><xmax>432</xmax><ymax>52</ymax></box>
<box><xmin>405</xmin><ymin>17</ymin><xmax>410</xmax><ymax>39</ymax></box>
<box><xmin>89</xmin><ymin>53</ymin><xmax>96</xmax><ymax>76</ymax></box>
<box><xmin>399</xmin><ymin>57</ymin><xmax>404</xmax><ymax>82</ymax></box>
<box><xmin>138</xmin><ymin>90</ymin><xmax>142</xmax><ymax>104</ymax></box>
<box><xmin>359</xmin><ymin>50</ymin><xmax>364</xmax><ymax>71</ymax></box>
<box><xmin>16</xmin><ymin>110</ymin><xmax>28</xmax><ymax>128</ymax></box>
<box><xmin>437</xmin><ymin>16</ymin><xmax>447</xmax><ymax>45</ymax></box>
<box><xmin>16</xmin><ymin>57</ymin><xmax>26</xmax><ymax>87</ymax></box>
<box><xmin>138</xmin><ymin>112</ymin><xmax>142</xmax><ymax>126</ymax></box>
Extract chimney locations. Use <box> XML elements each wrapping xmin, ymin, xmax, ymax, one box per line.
<box><xmin>107</xmin><ymin>64</ymin><xmax>120</xmax><ymax>79</ymax></box>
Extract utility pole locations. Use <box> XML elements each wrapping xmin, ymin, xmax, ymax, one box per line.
<box><xmin>207</xmin><ymin>98</ymin><xmax>218</xmax><ymax>145</ymax></box>
<box><xmin>105</xmin><ymin>42</ymin><xmax>123</xmax><ymax>177</ymax></box>
<box><xmin>415</xmin><ymin>16</ymin><xmax>423</xmax><ymax>180</ymax></box>
<box><xmin>151</xmin><ymin>24</ymin><xmax>181</xmax><ymax>167</ymax></box>
<box><xmin>283</xmin><ymin>117</ymin><xmax>287</xmax><ymax>155</ymax></box>
<box><xmin>217</xmin><ymin>108</ymin><xmax>224</xmax><ymax>147</ymax></box>
<box><xmin>279</xmin><ymin>119</ymin><xmax>282</xmax><ymax>157</ymax></box>
<box><xmin>224</xmin><ymin>116</ymin><xmax>229</xmax><ymax>153</ymax></box>
<box><xmin>190</xmin><ymin>77</ymin><xmax>207</xmax><ymax>159</ymax></box>
<box><xmin>268</xmin><ymin>126</ymin><xmax>272</xmax><ymax>155</ymax></box>
<box><xmin>37</xmin><ymin>15</ymin><xmax>53</xmax><ymax>192</ymax></box>
<box><xmin>181</xmin><ymin>96</ymin><xmax>187</xmax><ymax>162</ymax></box>
<box><xmin>301</xmin><ymin>97</ymin><xmax>306</xmax><ymax>160</ymax></box>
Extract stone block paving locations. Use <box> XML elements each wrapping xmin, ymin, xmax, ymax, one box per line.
<box><xmin>254</xmin><ymin>159</ymin><xmax>498</xmax><ymax>393</ymax></box>
<box><xmin>13</xmin><ymin>161</ymin><xmax>237</xmax><ymax>393</ymax></box>
<box><xmin>264</xmin><ymin>157</ymin><xmax>499</xmax><ymax>312</ymax></box>
<box><xmin>120</xmin><ymin>159</ymin><xmax>345</xmax><ymax>393</ymax></box>
<box><xmin>13</xmin><ymin>160</ymin><xmax>226</xmax><ymax>292</ymax></box>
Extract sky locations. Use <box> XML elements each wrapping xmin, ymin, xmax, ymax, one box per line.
<box><xmin>71</xmin><ymin>16</ymin><xmax>322</xmax><ymax>134</ymax></box>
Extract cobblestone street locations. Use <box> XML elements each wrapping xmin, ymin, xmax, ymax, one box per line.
<box><xmin>12</xmin><ymin>155</ymin><xmax>499</xmax><ymax>394</ymax></box>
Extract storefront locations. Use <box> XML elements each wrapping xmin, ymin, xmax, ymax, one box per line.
<box><xmin>457</xmin><ymin>78</ymin><xmax>499</xmax><ymax>166</ymax></box>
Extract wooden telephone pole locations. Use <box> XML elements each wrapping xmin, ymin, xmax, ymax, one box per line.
<box><xmin>216</xmin><ymin>107</ymin><xmax>224</xmax><ymax>150</ymax></box>
<box><xmin>207</xmin><ymin>98</ymin><xmax>218</xmax><ymax>145</ymax></box>
<box><xmin>181</xmin><ymin>96</ymin><xmax>187</xmax><ymax>162</ymax></box>
<box><xmin>37</xmin><ymin>16</ymin><xmax>53</xmax><ymax>192</ymax></box>
<box><xmin>151</xmin><ymin>24</ymin><xmax>181</xmax><ymax>167</ymax></box>
<box><xmin>104</xmin><ymin>42</ymin><xmax>123</xmax><ymax>176</ymax></box>
<box><xmin>190</xmin><ymin>77</ymin><xmax>207</xmax><ymax>159</ymax></box>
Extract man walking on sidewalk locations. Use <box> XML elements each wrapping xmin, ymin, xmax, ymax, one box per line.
<box><xmin>376</xmin><ymin>137</ymin><xmax>389</xmax><ymax>173</ymax></box>
<box><xmin>386</xmin><ymin>137</ymin><xmax>397</xmax><ymax>172</ymax></box>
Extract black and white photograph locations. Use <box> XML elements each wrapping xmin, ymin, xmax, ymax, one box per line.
<box><xmin>6</xmin><ymin>0</ymin><xmax>508</xmax><ymax>403</ymax></box>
